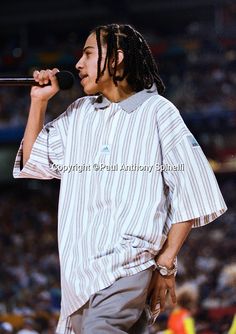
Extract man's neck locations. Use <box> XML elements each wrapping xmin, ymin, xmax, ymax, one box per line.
<box><xmin>101</xmin><ymin>81</ymin><xmax>136</xmax><ymax>103</ymax></box>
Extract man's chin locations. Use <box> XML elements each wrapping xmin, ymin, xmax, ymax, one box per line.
<box><xmin>83</xmin><ymin>86</ymin><xmax>99</xmax><ymax>95</ymax></box>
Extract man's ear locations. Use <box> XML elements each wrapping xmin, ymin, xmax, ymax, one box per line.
<box><xmin>111</xmin><ymin>49</ymin><xmax>124</xmax><ymax>68</ymax></box>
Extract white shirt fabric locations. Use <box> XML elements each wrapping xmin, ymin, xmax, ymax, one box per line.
<box><xmin>13</xmin><ymin>86</ymin><xmax>227</xmax><ymax>333</ymax></box>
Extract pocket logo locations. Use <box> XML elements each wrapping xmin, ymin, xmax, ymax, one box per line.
<box><xmin>101</xmin><ymin>144</ymin><xmax>110</xmax><ymax>154</ymax></box>
<box><xmin>187</xmin><ymin>135</ymin><xmax>199</xmax><ymax>147</ymax></box>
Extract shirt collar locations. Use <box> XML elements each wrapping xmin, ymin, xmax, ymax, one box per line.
<box><xmin>93</xmin><ymin>84</ymin><xmax>158</xmax><ymax>113</ymax></box>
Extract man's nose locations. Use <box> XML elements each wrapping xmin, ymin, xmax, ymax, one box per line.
<box><xmin>75</xmin><ymin>58</ymin><xmax>83</xmax><ymax>70</ymax></box>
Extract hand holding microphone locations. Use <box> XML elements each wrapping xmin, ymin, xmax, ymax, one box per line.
<box><xmin>1</xmin><ymin>68</ymin><xmax>76</xmax><ymax>166</ymax></box>
<box><xmin>31</xmin><ymin>68</ymin><xmax>61</xmax><ymax>102</ymax></box>
<box><xmin>0</xmin><ymin>68</ymin><xmax>75</xmax><ymax>102</ymax></box>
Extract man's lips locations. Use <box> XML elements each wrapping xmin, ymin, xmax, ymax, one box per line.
<box><xmin>79</xmin><ymin>73</ymin><xmax>88</xmax><ymax>80</ymax></box>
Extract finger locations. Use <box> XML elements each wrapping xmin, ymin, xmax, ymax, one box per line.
<box><xmin>159</xmin><ymin>289</ymin><xmax>166</xmax><ymax>311</ymax></box>
<box><xmin>51</xmin><ymin>67</ymin><xmax>59</xmax><ymax>76</ymax></box>
<box><xmin>33</xmin><ymin>70</ymin><xmax>40</xmax><ymax>81</ymax></box>
<box><xmin>38</xmin><ymin>70</ymin><xmax>47</xmax><ymax>85</ymax></box>
<box><xmin>150</xmin><ymin>286</ymin><xmax>161</xmax><ymax>311</ymax></box>
<box><xmin>37</xmin><ymin>69</ymin><xmax>50</xmax><ymax>85</ymax></box>
<box><xmin>170</xmin><ymin>287</ymin><xmax>177</xmax><ymax>305</ymax></box>
<box><xmin>151</xmin><ymin>297</ymin><xmax>159</xmax><ymax>312</ymax></box>
<box><xmin>43</xmin><ymin>69</ymin><xmax>52</xmax><ymax>85</ymax></box>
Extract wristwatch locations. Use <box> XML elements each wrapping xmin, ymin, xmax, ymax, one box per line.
<box><xmin>155</xmin><ymin>258</ymin><xmax>177</xmax><ymax>277</ymax></box>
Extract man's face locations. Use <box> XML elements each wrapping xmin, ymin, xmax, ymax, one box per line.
<box><xmin>75</xmin><ymin>33</ymin><xmax>112</xmax><ymax>95</ymax></box>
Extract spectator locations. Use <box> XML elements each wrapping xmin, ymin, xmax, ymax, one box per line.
<box><xmin>167</xmin><ymin>283</ymin><xmax>198</xmax><ymax>334</ymax></box>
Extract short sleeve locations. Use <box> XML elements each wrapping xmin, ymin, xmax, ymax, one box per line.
<box><xmin>163</xmin><ymin>134</ymin><xmax>227</xmax><ymax>228</ymax></box>
<box><xmin>13</xmin><ymin>107</ymin><xmax>71</xmax><ymax>180</ymax></box>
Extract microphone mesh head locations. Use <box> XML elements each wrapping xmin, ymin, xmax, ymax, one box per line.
<box><xmin>56</xmin><ymin>71</ymin><xmax>75</xmax><ymax>90</ymax></box>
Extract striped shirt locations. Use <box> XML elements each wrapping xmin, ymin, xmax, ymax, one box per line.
<box><xmin>13</xmin><ymin>85</ymin><xmax>227</xmax><ymax>333</ymax></box>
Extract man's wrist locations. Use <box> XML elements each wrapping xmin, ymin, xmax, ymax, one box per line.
<box><xmin>155</xmin><ymin>252</ymin><xmax>176</xmax><ymax>269</ymax></box>
<box><xmin>155</xmin><ymin>257</ymin><xmax>178</xmax><ymax>277</ymax></box>
<box><xmin>30</xmin><ymin>97</ymin><xmax>49</xmax><ymax>111</ymax></box>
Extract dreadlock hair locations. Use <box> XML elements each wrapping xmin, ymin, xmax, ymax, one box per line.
<box><xmin>90</xmin><ymin>23</ymin><xmax>165</xmax><ymax>94</ymax></box>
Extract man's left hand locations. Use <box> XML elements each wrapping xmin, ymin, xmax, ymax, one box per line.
<box><xmin>147</xmin><ymin>270</ymin><xmax>176</xmax><ymax>312</ymax></box>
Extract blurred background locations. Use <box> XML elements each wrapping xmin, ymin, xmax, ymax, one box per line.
<box><xmin>0</xmin><ymin>0</ymin><xmax>236</xmax><ymax>333</ymax></box>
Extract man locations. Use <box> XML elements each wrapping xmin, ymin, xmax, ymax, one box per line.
<box><xmin>13</xmin><ymin>23</ymin><xmax>227</xmax><ymax>334</ymax></box>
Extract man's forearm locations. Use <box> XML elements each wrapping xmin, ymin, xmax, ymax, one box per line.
<box><xmin>155</xmin><ymin>219</ymin><xmax>194</xmax><ymax>268</ymax></box>
<box><xmin>22</xmin><ymin>100</ymin><xmax>47</xmax><ymax>166</ymax></box>
<box><xmin>22</xmin><ymin>69</ymin><xmax>60</xmax><ymax>167</ymax></box>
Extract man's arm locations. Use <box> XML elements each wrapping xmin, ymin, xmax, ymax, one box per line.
<box><xmin>22</xmin><ymin>100</ymin><xmax>46</xmax><ymax>166</ymax></box>
<box><xmin>156</xmin><ymin>219</ymin><xmax>194</xmax><ymax>268</ymax></box>
<box><xmin>22</xmin><ymin>68</ymin><xmax>59</xmax><ymax>167</ymax></box>
<box><xmin>148</xmin><ymin>219</ymin><xmax>194</xmax><ymax>312</ymax></box>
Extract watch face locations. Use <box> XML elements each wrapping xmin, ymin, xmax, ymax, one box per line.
<box><xmin>160</xmin><ymin>268</ymin><xmax>168</xmax><ymax>276</ymax></box>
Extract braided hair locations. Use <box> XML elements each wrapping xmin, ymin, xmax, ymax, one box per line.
<box><xmin>90</xmin><ymin>23</ymin><xmax>165</xmax><ymax>94</ymax></box>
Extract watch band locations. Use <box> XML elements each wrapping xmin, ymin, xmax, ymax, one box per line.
<box><xmin>155</xmin><ymin>258</ymin><xmax>177</xmax><ymax>276</ymax></box>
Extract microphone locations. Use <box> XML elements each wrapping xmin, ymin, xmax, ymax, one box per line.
<box><xmin>0</xmin><ymin>71</ymin><xmax>75</xmax><ymax>90</ymax></box>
